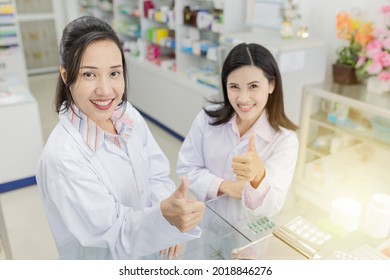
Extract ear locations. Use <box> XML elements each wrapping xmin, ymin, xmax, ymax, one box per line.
<box><xmin>268</xmin><ymin>79</ymin><xmax>275</xmax><ymax>94</ymax></box>
<box><xmin>59</xmin><ymin>65</ymin><xmax>67</xmax><ymax>84</ymax></box>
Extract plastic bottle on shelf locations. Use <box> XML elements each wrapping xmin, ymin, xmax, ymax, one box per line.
<box><xmin>364</xmin><ymin>193</ymin><xmax>390</xmax><ymax>239</ymax></box>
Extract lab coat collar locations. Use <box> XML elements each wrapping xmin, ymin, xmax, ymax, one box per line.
<box><xmin>64</xmin><ymin>104</ymin><xmax>134</xmax><ymax>152</ymax></box>
<box><xmin>228</xmin><ymin>110</ymin><xmax>275</xmax><ymax>142</ymax></box>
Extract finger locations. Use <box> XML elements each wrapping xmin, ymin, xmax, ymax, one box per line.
<box><xmin>232</xmin><ymin>162</ymin><xmax>250</xmax><ymax>172</ymax></box>
<box><xmin>160</xmin><ymin>249</ymin><xmax>166</xmax><ymax>258</ymax></box>
<box><xmin>246</xmin><ymin>133</ymin><xmax>257</xmax><ymax>154</ymax></box>
<box><xmin>232</xmin><ymin>156</ymin><xmax>249</xmax><ymax>164</ymax></box>
<box><xmin>184</xmin><ymin>200</ymin><xmax>205</xmax><ymax>214</ymax></box>
<box><xmin>174</xmin><ymin>176</ymin><xmax>189</xmax><ymax>199</ymax></box>
<box><xmin>182</xmin><ymin>213</ymin><xmax>204</xmax><ymax>232</ymax></box>
<box><xmin>233</xmin><ymin>168</ymin><xmax>250</xmax><ymax>177</ymax></box>
<box><xmin>168</xmin><ymin>247</ymin><xmax>175</xmax><ymax>260</ymax></box>
<box><xmin>235</xmin><ymin>174</ymin><xmax>250</xmax><ymax>181</ymax></box>
<box><xmin>175</xmin><ymin>244</ymin><xmax>183</xmax><ymax>257</ymax></box>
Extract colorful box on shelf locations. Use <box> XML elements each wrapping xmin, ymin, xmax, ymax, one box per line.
<box><xmin>0</xmin><ymin>4</ymin><xmax>14</xmax><ymax>14</ymax></box>
<box><xmin>143</xmin><ymin>0</ymin><xmax>154</xmax><ymax>18</ymax></box>
<box><xmin>154</xmin><ymin>28</ymin><xmax>168</xmax><ymax>44</ymax></box>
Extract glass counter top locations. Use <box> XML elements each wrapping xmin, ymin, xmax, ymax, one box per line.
<box><xmin>178</xmin><ymin>193</ymin><xmax>390</xmax><ymax>260</ymax></box>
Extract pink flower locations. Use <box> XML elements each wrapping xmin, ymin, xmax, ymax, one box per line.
<box><xmin>378</xmin><ymin>71</ymin><xmax>390</xmax><ymax>81</ymax></box>
<box><xmin>383</xmin><ymin>36</ymin><xmax>390</xmax><ymax>49</ymax></box>
<box><xmin>366</xmin><ymin>39</ymin><xmax>383</xmax><ymax>58</ymax></box>
<box><xmin>380</xmin><ymin>5</ymin><xmax>390</xmax><ymax>15</ymax></box>
<box><xmin>379</xmin><ymin>51</ymin><xmax>390</xmax><ymax>67</ymax></box>
<box><xmin>354</xmin><ymin>5</ymin><xmax>390</xmax><ymax>80</ymax></box>
<box><xmin>367</xmin><ymin>61</ymin><xmax>383</xmax><ymax>74</ymax></box>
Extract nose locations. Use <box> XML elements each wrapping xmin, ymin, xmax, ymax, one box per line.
<box><xmin>237</xmin><ymin>89</ymin><xmax>251</xmax><ymax>102</ymax></box>
<box><xmin>95</xmin><ymin>77</ymin><xmax>113</xmax><ymax>96</ymax></box>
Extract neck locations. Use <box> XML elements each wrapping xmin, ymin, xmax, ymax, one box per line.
<box><xmin>98</xmin><ymin>119</ymin><xmax>117</xmax><ymax>135</ymax></box>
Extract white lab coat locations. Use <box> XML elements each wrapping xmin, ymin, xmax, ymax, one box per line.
<box><xmin>177</xmin><ymin>106</ymin><xmax>299</xmax><ymax>218</ymax></box>
<box><xmin>36</xmin><ymin>102</ymin><xmax>201</xmax><ymax>259</ymax></box>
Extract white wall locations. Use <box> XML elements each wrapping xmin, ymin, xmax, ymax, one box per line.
<box><xmin>298</xmin><ymin>0</ymin><xmax>387</xmax><ymax>82</ymax></box>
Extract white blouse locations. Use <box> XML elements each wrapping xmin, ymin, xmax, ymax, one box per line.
<box><xmin>177</xmin><ymin>106</ymin><xmax>299</xmax><ymax>218</ymax></box>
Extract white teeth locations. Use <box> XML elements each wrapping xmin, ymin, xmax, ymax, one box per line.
<box><xmin>238</xmin><ymin>104</ymin><xmax>253</xmax><ymax>109</ymax></box>
<box><xmin>92</xmin><ymin>100</ymin><xmax>111</xmax><ymax>106</ymax></box>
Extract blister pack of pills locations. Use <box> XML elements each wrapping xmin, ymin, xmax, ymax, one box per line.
<box><xmin>246</xmin><ymin>216</ymin><xmax>276</xmax><ymax>235</ymax></box>
<box><xmin>285</xmin><ymin>216</ymin><xmax>332</xmax><ymax>246</ymax></box>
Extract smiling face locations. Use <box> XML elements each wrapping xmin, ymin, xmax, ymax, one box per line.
<box><xmin>227</xmin><ymin>65</ymin><xmax>275</xmax><ymax>135</ymax></box>
<box><xmin>62</xmin><ymin>39</ymin><xmax>125</xmax><ymax>129</ymax></box>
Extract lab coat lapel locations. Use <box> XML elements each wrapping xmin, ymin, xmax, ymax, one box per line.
<box><xmin>125</xmin><ymin>136</ymin><xmax>149</xmax><ymax>205</ymax></box>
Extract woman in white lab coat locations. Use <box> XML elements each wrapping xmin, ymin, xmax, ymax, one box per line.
<box><xmin>177</xmin><ymin>43</ymin><xmax>299</xmax><ymax>219</ymax></box>
<box><xmin>36</xmin><ymin>16</ymin><xmax>204</xmax><ymax>260</ymax></box>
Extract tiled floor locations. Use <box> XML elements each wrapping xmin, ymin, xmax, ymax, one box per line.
<box><xmin>0</xmin><ymin>73</ymin><xmax>183</xmax><ymax>259</ymax></box>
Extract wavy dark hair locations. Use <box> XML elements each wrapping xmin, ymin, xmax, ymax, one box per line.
<box><xmin>205</xmin><ymin>43</ymin><xmax>297</xmax><ymax>131</ymax></box>
<box><xmin>54</xmin><ymin>16</ymin><xmax>128</xmax><ymax>113</ymax></box>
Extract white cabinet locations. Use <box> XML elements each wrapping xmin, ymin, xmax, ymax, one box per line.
<box><xmin>293</xmin><ymin>83</ymin><xmax>390</xmax><ymax>213</ymax></box>
<box><xmin>0</xmin><ymin>81</ymin><xmax>43</xmax><ymax>189</ymax></box>
<box><xmin>0</xmin><ymin>80</ymin><xmax>44</xmax><ymax>259</ymax></box>
<box><xmin>14</xmin><ymin>0</ymin><xmax>64</xmax><ymax>75</ymax></box>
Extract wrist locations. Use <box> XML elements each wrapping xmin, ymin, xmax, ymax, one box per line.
<box><xmin>250</xmin><ymin>169</ymin><xmax>265</xmax><ymax>189</ymax></box>
<box><xmin>217</xmin><ymin>181</ymin><xmax>226</xmax><ymax>196</ymax></box>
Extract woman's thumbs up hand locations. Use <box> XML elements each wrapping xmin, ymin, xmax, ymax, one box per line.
<box><xmin>232</xmin><ymin>134</ymin><xmax>265</xmax><ymax>188</ymax></box>
<box><xmin>161</xmin><ymin>176</ymin><xmax>205</xmax><ymax>232</ymax></box>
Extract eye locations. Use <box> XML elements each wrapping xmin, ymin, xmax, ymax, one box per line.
<box><xmin>83</xmin><ymin>71</ymin><xmax>95</xmax><ymax>78</ymax></box>
<box><xmin>249</xmin><ymin>84</ymin><xmax>259</xmax><ymax>89</ymax></box>
<box><xmin>111</xmin><ymin>70</ymin><xmax>122</xmax><ymax>77</ymax></box>
<box><xmin>229</xmin><ymin>84</ymin><xmax>239</xmax><ymax>89</ymax></box>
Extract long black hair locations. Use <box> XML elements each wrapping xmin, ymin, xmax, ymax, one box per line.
<box><xmin>55</xmin><ymin>16</ymin><xmax>128</xmax><ymax>113</ymax></box>
<box><xmin>205</xmin><ymin>43</ymin><xmax>297</xmax><ymax>131</ymax></box>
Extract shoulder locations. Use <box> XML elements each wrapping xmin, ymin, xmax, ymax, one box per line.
<box><xmin>122</xmin><ymin>102</ymin><xmax>149</xmax><ymax>133</ymax></box>
<box><xmin>200</xmin><ymin>104</ymin><xmax>224</xmax><ymax>122</ymax></box>
<box><xmin>276</xmin><ymin>127</ymin><xmax>299</xmax><ymax>148</ymax></box>
<box><xmin>191</xmin><ymin>105</ymin><xmax>220</xmax><ymax>129</ymax></box>
<box><xmin>38</xmin><ymin>123</ymin><xmax>91</xmax><ymax>173</ymax></box>
<box><xmin>123</xmin><ymin>102</ymin><xmax>144</xmax><ymax>123</ymax></box>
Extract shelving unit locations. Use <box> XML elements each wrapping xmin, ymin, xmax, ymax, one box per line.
<box><xmin>77</xmin><ymin>0</ymin><xmax>114</xmax><ymax>24</ymax></box>
<box><xmin>114</xmin><ymin>0</ymin><xmax>141</xmax><ymax>54</ymax></box>
<box><xmin>121</xmin><ymin>0</ymin><xmax>249</xmax><ymax>138</ymax></box>
<box><xmin>0</xmin><ymin>0</ymin><xmax>28</xmax><ymax>86</ymax></box>
<box><xmin>14</xmin><ymin>0</ymin><xmax>64</xmax><ymax>75</ymax></box>
<box><xmin>293</xmin><ymin>83</ymin><xmax>390</xmax><ymax>212</ymax></box>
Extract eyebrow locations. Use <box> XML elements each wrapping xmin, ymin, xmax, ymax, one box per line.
<box><xmin>228</xmin><ymin>80</ymin><xmax>260</xmax><ymax>85</ymax></box>
<box><xmin>80</xmin><ymin>65</ymin><xmax>123</xmax><ymax>69</ymax></box>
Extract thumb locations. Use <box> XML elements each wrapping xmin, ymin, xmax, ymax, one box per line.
<box><xmin>174</xmin><ymin>176</ymin><xmax>189</xmax><ymax>199</ymax></box>
<box><xmin>246</xmin><ymin>134</ymin><xmax>257</xmax><ymax>154</ymax></box>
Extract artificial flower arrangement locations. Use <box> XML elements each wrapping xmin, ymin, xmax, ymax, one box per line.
<box><xmin>355</xmin><ymin>5</ymin><xmax>390</xmax><ymax>83</ymax></box>
<box><xmin>335</xmin><ymin>12</ymin><xmax>374</xmax><ymax>68</ymax></box>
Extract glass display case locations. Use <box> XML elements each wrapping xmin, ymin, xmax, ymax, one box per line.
<box><xmin>293</xmin><ymin>83</ymin><xmax>390</xmax><ymax>212</ymax></box>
